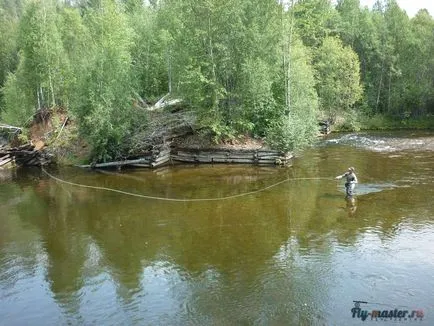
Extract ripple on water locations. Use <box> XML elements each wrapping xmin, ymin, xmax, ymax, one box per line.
<box><xmin>0</xmin><ymin>255</ymin><xmax>37</xmax><ymax>295</ymax></box>
<box><xmin>325</xmin><ymin>132</ymin><xmax>434</xmax><ymax>152</ymax></box>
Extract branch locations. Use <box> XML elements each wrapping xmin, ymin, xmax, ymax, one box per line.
<box><xmin>0</xmin><ymin>124</ymin><xmax>22</xmax><ymax>133</ymax></box>
<box><xmin>54</xmin><ymin>117</ymin><xmax>69</xmax><ymax>142</ymax></box>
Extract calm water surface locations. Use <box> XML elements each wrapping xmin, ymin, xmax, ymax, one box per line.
<box><xmin>1</xmin><ymin>131</ymin><xmax>433</xmax><ymax>325</ymax></box>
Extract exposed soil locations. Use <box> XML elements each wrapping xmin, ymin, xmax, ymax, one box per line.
<box><xmin>27</xmin><ymin>110</ymin><xmax>90</xmax><ymax>165</ymax></box>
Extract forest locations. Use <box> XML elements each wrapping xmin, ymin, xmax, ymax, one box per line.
<box><xmin>0</xmin><ymin>0</ymin><xmax>433</xmax><ymax>161</ymax></box>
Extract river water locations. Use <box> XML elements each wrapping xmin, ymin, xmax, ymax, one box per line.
<box><xmin>1</xmin><ymin>131</ymin><xmax>433</xmax><ymax>325</ymax></box>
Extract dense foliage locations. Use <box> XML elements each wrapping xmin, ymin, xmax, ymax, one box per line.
<box><xmin>0</xmin><ymin>0</ymin><xmax>433</xmax><ymax>160</ymax></box>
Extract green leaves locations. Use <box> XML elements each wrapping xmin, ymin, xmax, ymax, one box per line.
<box><xmin>267</xmin><ymin>37</ymin><xmax>319</xmax><ymax>152</ymax></box>
<box><xmin>2</xmin><ymin>0</ymin><xmax>69</xmax><ymax>124</ymax></box>
<box><xmin>70</xmin><ymin>0</ymin><xmax>136</xmax><ymax>161</ymax></box>
<box><xmin>315</xmin><ymin>36</ymin><xmax>362</xmax><ymax>120</ymax></box>
<box><xmin>1</xmin><ymin>0</ymin><xmax>433</xmax><ymax>160</ymax></box>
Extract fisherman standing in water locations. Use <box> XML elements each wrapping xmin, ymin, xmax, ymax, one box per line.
<box><xmin>335</xmin><ymin>167</ymin><xmax>358</xmax><ymax>198</ymax></box>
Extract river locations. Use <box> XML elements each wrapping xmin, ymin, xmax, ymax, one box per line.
<box><xmin>1</xmin><ymin>131</ymin><xmax>433</xmax><ymax>325</ymax></box>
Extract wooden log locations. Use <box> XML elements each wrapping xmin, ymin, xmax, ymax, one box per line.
<box><xmin>78</xmin><ymin>157</ymin><xmax>151</xmax><ymax>168</ymax></box>
<box><xmin>15</xmin><ymin>156</ymin><xmax>37</xmax><ymax>166</ymax></box>
<box><xmin>25</xmin><ymin>158</ymin><xmax>39</xmax><ymax>166</ymax></box>
<box><xmin>151</xmin><ymin>157</ymin><xmax>170</xmax><ymax>168</ymax></box>
<box><xmin>11</xmin><ymin>150</ymin><xmax>36</xmax><ymax>156</ymax></box>
<box><xmin>16</xmin><ymin>151</ymin><xmax>38</xmax><ymax>162</ymax></box>
<box><xmin>173</xmin><ymin>150</ymin><xmax>248</xmax><ymax>158</ymax></box>
<box><xmin>257</xmin><ymin>160</ymin><xmax>278</xmax><ymax>164</ymax></box>
<box><xmin>256</xmin><ymin>151</ymin><xmax>282</xmax><ymax>157</ymax></box>
<box><xmin>256</xmin><ymin>155</ymin><xmax>280</xmax><ymax>160</ymax></box>
<box><xmin>210</xmin><ymin>158</ymin><xmax>255</xmax><ymax>164</ymax></box>
<box><xmin>170</xmin><ymin>153</ymin><xmax>291</xmax><ymax>165</ymax></box>
<box><xmin>0</xmin><ymin>154</ymin><xmax>10</xmax><ymax>162</ymax></box>
<box><xmin>227</xmin><ymin>154</ymin><xmax>257</xmax><ymax>160</ymax></box>
<box><xmin>198</xmin><ymin>151</ymin><xmax>231</xmax><ymax>156</ymax></box>
<box><xmin>172</xmin><ymin>150</ymin><xmax>200</xmax><ymax>157</ymax></box>
<box><xmin>170</xmin><ymin>155</ymin><xmax>198</xmax><ymax>162</ymax></box>
<box><xmin>0</xmin><ymin>157</ymin><xmax>12</xmax><ymax>167</ymax></box>
<box><xmin>197</xmin><ymin>155</ymin><xmax>254</xmax><ymax>162</ymax></box>
<box><xmin>15</xmin><ymin>144</ymin><xmax>34</xmax><ymax>151</ymax></box>
<box><xmin>194</xmin><ymin>153</ymin><xmax>256</xmax><ymax>160</ymax></box>
<box><xmin>152</xmin><ymin>154</ymin><xmax>171</xmax><ymax>163</ymax></box>
<box><xmin>172</xmin><ymin>155</ymin><xmax>257</xmax><ymax>164</ymax></box>
<box><xmin>174</xmin><ymin>149</ymin><xmax>283</xmax><ymax>157</ymax></box>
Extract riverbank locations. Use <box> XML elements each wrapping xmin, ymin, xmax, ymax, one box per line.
<box><xmin>333</xmin><ymin>113</ymin><xmax>434</xmax><ymax>132</ymax></box>
<box><xmin>3</xmin><ymin>109</ymin><xmax>292</xmax><ymax>168</ymax></box>
<box><xmin>4</xmin><ymin>109</ymin><xmax>434</xmax><ymax>168</ymax></box>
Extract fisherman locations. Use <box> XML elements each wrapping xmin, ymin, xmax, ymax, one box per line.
<box><xmin>335</xmin><ymin>167</ymin><xmax>358</xmax><ymax>197</ymax></box>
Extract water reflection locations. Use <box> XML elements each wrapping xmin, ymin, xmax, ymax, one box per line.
<box><xmin>1</xmin><ymin>132</ymin><xmax>433</xmax><ymax>325</ymax></box>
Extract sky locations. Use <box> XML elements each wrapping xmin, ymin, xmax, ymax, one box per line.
<box><xmin>359</xmin><ymin>0</ymin><xmax>434</xmax><ymax>17</ymax></box>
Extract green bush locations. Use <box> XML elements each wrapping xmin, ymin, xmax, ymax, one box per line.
<box><xmin>266</xmin><ymin>114</ymin><xmax>318</xmax><ymax>152</ymax></box>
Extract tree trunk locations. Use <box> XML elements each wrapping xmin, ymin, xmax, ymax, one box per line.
<box><xmin>387</xmin><ymin>69</ymin><xmax>392</xmax><ymax>113</ymax></box>
<box><xmin>375</xmin><ymin>61</ymin><xmax>384</xmax><ymax>113</ymax></box>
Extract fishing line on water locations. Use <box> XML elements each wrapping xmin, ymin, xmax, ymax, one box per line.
<box><xmin>41</xmin><ymin>167</ymin><xmax>333</xmax><ymax>202</ymax></box>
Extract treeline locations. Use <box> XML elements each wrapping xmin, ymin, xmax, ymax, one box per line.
<box><xmin>0</xmin><ymin>0</ymin><xmax>433</xmax><ymax>160</ymax></box>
